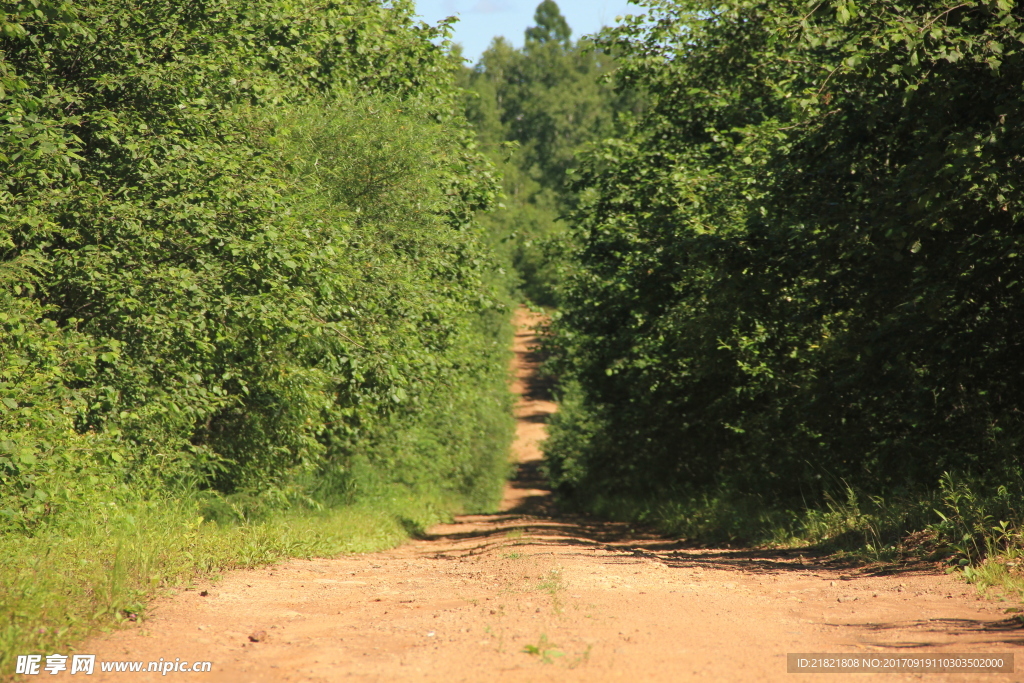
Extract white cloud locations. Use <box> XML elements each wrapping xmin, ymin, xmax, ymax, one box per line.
<box><xmin>470</xmin><ymin>0</ymin><xmax>513</xmax><ymax>13</ymax></box>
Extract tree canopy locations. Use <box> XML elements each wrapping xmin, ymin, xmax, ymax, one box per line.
<box><xmin>459</xmin><ymin>1</ymin><xmax>633</xmax><ymax>304</ymax></box>
<box><xmin>525</xmin><ymin>0</ymin><xmax>572</xmax><ymax>47</ymax></box>
<box><xmin>545</xmin><ymin>0</ymin><xmax>1024</xmax><ymax>525</ymax></box>
<box><xmin>0</xmin><ymin>0</ymin><xmax>511</xmax><ymax>530</ymax></box>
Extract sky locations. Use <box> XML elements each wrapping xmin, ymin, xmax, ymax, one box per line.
<box><xmin>412</xmin><ymin>0</ymin><xmax>641</xmax><ymax>65</ymax></box>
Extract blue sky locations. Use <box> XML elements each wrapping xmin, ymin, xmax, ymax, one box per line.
<box><xmin>413</xmin><ymin>0</ymin><xmax>641</xmax><ymax>65</ymax></box>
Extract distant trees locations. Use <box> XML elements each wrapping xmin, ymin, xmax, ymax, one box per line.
<box><xmin>526</xmin><ymin>0</ymin><xmax>572</xmax><ymax>46</ymax></box>
<box><xmin>458</xmin><ymin>1</ymin><xmax>634</xmax><ymax>305</ymax></box>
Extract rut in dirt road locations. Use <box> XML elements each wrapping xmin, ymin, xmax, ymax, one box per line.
<box><xmin>67</xmin><ymin>308</ymin><xmax>1024</xmax><ymax>682</ymax></box>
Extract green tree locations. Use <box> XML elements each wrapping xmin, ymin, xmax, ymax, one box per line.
<box><xmin>460</xmin><ymin>1</ymin><xmax>632</xmax><ymax>304</ymax></box>
<box><xmin>546</xmin><ymin>0</ymin><xmax>1024</xmax><ymax>518</ymax></box>
<box><xmin>525</xmin><ymin>0</ymin><xmax>572</xmax><ymax>47</ymax></box>
<box><xmin>0</xmin><ymin>0</ymin><xmax>511</xmax><ymax>527</ymax></box>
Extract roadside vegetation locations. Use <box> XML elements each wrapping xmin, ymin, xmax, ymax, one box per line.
<box><xmin>0</xmin><ymin>0</ymin><xmax>513</xmax><ymax>667</ymax></box>
<box><xmin>541</xmin><ymin>0</ymin><xmax>1024</xmax><ymax>594</ymax></box>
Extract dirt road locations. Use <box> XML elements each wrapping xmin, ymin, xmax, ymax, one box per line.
<box><xmin>67</xmin><ymin>309</ymin><xmax>1024</xmax><ymax>682</ymax></box>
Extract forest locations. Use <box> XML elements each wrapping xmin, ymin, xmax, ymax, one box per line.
<box><xmin>2</xmin><ymin>0</ymin><xmax>1024</xmax><ymax>667</ymax></box>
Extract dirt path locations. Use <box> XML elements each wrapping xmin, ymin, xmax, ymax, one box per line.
<box><xmin>67</xmin><ymin>308</ymin><xmax>1024</xmax><ymax>682</ymax></box>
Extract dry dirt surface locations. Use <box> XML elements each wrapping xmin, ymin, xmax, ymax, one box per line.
<box><xmin>62</xmin><ymin>308</ymin><xmax>1024</xmax><ymax>682</ymax></box>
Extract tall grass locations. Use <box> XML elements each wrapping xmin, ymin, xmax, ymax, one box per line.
<box><xmin>567</xmin><ymin>471</ymin><xmax>1024</xmax><ymax>597</ymax></box>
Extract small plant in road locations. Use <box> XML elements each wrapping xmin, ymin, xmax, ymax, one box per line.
<box><xmin>522</xmin><ymin>634</ymin><xmax>564</xmax><ymax>664</ymax></box>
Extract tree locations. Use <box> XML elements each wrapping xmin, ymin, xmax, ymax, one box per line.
<box><xmin>0</xmin><ymin>0</ymin><xmax>511</xmax><ymax>525</ymax></box>
<box><xmin>545</xmin><ymin>0</ymin><xmax>1024</xmax><ymax>522</ymax></box>
<box><xmin>460</xmin><ymin>3</ymin><xmax>633</xmax><ymax>304</ymax></box>
<box><xmin>525</xmin><ymin>0</ymin><xmax>571</xmax><ymax>47</ymax></box>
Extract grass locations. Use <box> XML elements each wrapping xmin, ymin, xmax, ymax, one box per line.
<box><xmin>536</xmin><ymin>568</ymin><xmax>565</xmax><ymax>595</ymax></box>
<box><xmin>568</xmin><ymin>472</ymin><xmax>1024</xmax><ymax>603</ymax></box>
<box><xmin>522</xmin><ymin>634</ymin><xmax>564</xmax><ymax>664</ymax></box>
<box><xmin>521</xmin><ymin>633</ymin><xmax>591</xmax><ymax>669</ymax></box>
<box><xmin>579</xmin><ymin>484</ymin><xmax>941</xmax><ymax>559</ymax></box>
<box><xmin>0</xmin><ymin>488</ymin><xmax>454</xmax><ymax>676</ymax></box>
